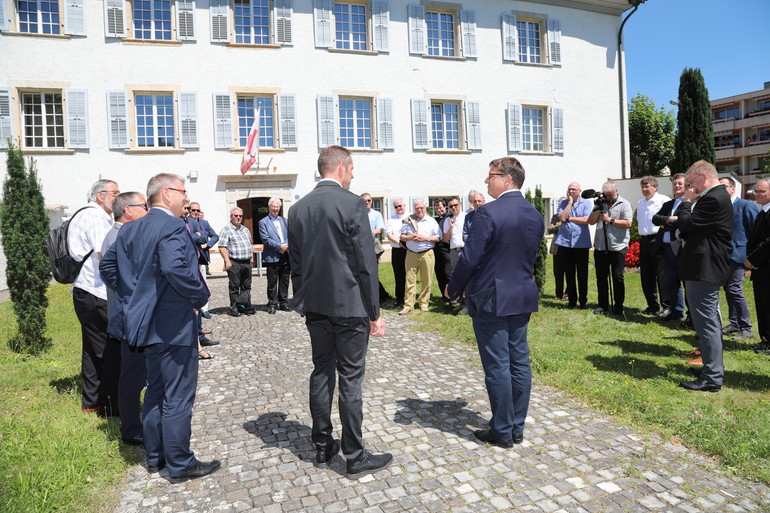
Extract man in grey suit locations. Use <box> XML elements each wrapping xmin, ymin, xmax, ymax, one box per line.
<box><xmin>288</xmin><ymin>146</ymin><xmax>391</xmax><ymax>479</ymax></box>
<box><xmin>100</xmin><ymin>174</ymin><xmax>220</xmax><ymax>480</ymax></box>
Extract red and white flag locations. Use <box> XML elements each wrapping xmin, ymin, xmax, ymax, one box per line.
<box><xmin>240</xmin><ymin>108</ymin><xmax>260</xmax><ymax>175</ymax></box>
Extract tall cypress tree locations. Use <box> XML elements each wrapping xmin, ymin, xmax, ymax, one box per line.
<box><xmin>1</xmin><ymin>141</ymin><xmax>51</xmax><ymax>353</ymax></box>
<box><xmin>672</xmin><ymin>67</ymin><xmax>716</xmax><ymax>174</ymax></box>
<box><xmin>525</xmin><ymin>186</ymin><xmax>548</xmax><ymax>295</ymax></box>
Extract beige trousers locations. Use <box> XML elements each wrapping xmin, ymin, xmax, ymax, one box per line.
<box><xmin>404</xmin><ymin>249</ymin><xmax>435</xmax><ymax>310</ymax></box>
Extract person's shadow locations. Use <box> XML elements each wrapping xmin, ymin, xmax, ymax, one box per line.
<box><xmin>243</xmin><ymin>412</ymin><xmax>315</xmax><ymax>462</ymax></box>
<box><xmin>394</xmin><ymin>397</ymin><xmax>488</xmax><ymax>443</ymax></box>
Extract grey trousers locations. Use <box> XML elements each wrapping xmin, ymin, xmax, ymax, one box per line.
<box><xmin>684</xmin><ymin>280</ymin><xmax>724</xmax><ymax>385</ymax></box>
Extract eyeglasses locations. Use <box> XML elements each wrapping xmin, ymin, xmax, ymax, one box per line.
<box><xmin>393</xmin><ymin>204</ymin><xmax>404</xmax><ymax>208</ymax></box>
<box><xmin>190</xmin><ymin>208</ymin><xmax>201</xmax><ymax>212</ymax></box>
<box><xmin>487</xmin><ymin>173</ymin><xmax>506</xmax><ymax>180</ymax></box>
<box><xmin>231</xmin><ymin>214</ymin><xmax>243</xmax><ymax>218</ymax></box>
<box><xmin>364</xmin><ymin>199</ymin><xmax>372</xmax><ymax>203</ymax></box>
<box><xmin>448</xmin><ymin>203</ymin><xmax>460</xmax><ymax>208</ymax></box>
<box><xmin>167</xmin><ymin>187</ymin><xmax>187</xmax><ymax>196</ymax></box>
<box><xmin>128</xmin><ymin>203</ymin><xmax>149</xmax><ymax>211</ymax></box>
<box><xmin>414</xmin><ymin>206</ymin><xmax>426</xmax><ymax>210</ymax></box>
<box><xmin>101</xmin><ymin>189</ymin><xmax>120</xmax><ymax>196</ymax></box>
<box><xmin>184</xmin><ymin>206</ymin><xmax>190</xmax><ymax>210</ymax></box>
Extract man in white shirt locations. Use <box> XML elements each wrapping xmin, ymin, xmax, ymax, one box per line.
<box><xmin>637</xmin><ymin>176</ymin><xmax>670</xmax><ymax>315</ymax></box>
<box><xmin>399</xmin><ymin>199</ymin><xmax>441</xmax><ymax>314</ymax></box>
<box><xmin>386</xmin><ymin>198</ymin><xmax>408</xmax><ymax>307</ymax></box>
<box><xmin>68</xmin><ymin>179</ymin><xmax>120</xmax><ymax>414</ymax></box>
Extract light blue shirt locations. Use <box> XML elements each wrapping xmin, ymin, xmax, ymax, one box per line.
<box><xmin>555</xmin><ymin>198</ymin><xmax>592</xmax><ymax>249</ymax></box>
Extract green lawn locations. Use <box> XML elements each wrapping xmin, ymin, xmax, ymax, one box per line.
<box><xmin>380</xmin><ymin>257</ymin><xmax>770</xmax><ymax>484</ymax></box>
<box><xmin>0</xmin><ymin>284</ymin><xmax>141</xmax><ymax>513</ymax></box>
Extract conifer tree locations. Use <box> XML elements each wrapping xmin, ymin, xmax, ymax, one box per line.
<box><xmin>672</xmin><ymin>68</ymin><xmax>716</xmax><ymax>174</ymax></box>
<box><xmin>1</xmin><ymin>141</ymin><xmax>51</xmax><ymax>353</ymax></box>
<box><xmin>525</xmin><ymin>186</ymin><xmax>548</xmax><ymax>295</ymax></box>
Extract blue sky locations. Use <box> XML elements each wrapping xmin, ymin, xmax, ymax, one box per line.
<box><xmin>624</xmin><ymin>0</ymin><xmax>770</xmax><ymax>112</ymax></box>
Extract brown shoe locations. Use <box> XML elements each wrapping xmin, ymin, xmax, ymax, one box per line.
<box><xmin>682</xmin><ymin>349</ymin><xmax>701</xmax><ymax>357</ymax></box>
<box><xmin>686</xmin><ymin>356</ymin><xmax>703</xmax><ymax>366</ymax></box>
<box><xmin>398</xmin><ymin>307</ymin><xmax>411</xmax><ymax>315</ymax></box>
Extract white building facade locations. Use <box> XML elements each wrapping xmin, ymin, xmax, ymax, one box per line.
<box><xmin>1</xmin><ymin>0</ymin><xmax>634</xmax><ymax>239</ymax></box>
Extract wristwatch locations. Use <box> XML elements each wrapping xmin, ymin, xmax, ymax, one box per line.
<box><xmin>566</xmin><ymin>215</ymin><xmax>571</xmax><ymax>222</ymax></box>
<box><xmin>609</xmin><ymin>218</ymin><xmax>615</xmax><ymax>225</ymax></box>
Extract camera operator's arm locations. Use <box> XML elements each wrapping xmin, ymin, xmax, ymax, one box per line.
<box><xmin>587</xmin><ymin>208</ymin><xmax>601</xmax><ymax>225</ymax></box>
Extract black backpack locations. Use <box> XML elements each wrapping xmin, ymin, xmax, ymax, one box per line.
<box><xmin>46</xmin><ymin>206</ymin><xmax>96</xmax><ymax>284</ymax></box>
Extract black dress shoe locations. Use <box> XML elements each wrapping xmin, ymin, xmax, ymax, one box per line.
<box><xmin>316</xmin><ymin>440</ymin><xmax>340</xmax><ymax>465</ymax></box>
<box><xmin>199</xmin><ymin>337</ymin><xmax>219</xmax><ymax>347</ymax></box>
<box><xmin>147</xmin><ymin>461</ymin><xmax>166</xmax><ymax>473</ymax></box>
<box><xmin>512</xmin><ymin>433</ymin><xmax>524</xmax><ymax>444</ymax></box>
<box><xmin>473</xmin><ymin>429</ymin><xmax>514</xmax><ymax>448</ymax></box>
<box><xmin>122</xmin><ymin>435</ymin><xmax>143</xmax><ymax>446</ymax></box>
<box><xmin>643</xmin><ymin>306</ymin><xmax>659</xmax><ymax>314</ymax></box>
<box><xmin>679</xmin><ymin>378</ymin><xmax>721</xmax><ymax>392</ymax></box>
<box><xmin>657</xmin><ymin>308</ymin><xmax>671</xmax><ymax>318</ymax></box>
<box><xmin>267</xmin><ymin>306</ymin><xmax>276</xmax><ymax>314</ymax></box>
<box><xmin>228</xmin><ymin>311</ymin><xmax>242</xmax><ymax>317</ymax></box>
<box><xmin>170</xmin><ymin>459</ymin><xmax>221</xmax><ymax>480</ymax></box>
<box><xmin>278</xmin><ymin>304</ymin><xmax>291</xmax><ymax>311</ymax></box>
<box><xmin>346</xmin><ymin>451</ymin><xmax>393</xmax><ymax>479</ymax></box>
<box><xmin>660</xmin><ymin>312</ymin><xmax>683</xmax><ymax>322</ymax></box>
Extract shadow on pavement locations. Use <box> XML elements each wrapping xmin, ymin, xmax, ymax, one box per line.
<box><xmin>394</xmin><ymin>397</ymin><xmax>487</xmax><ymax>443</ymax></box>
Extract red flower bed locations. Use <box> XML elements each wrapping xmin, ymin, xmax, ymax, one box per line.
<box><xmin>625</xmin><ymin>241</ymin><xmax>640</xmax><ymax>268</ymax></box>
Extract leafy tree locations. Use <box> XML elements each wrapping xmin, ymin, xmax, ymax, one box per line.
<box><xmin>525</xmin><ymin>185</ymin><xmax>548</xmax><ymax>295</ymax></box>
<box><xmin>672</xmin><ymin>67</ymin><xmax>716</xmax><ymax>174</ymax></box>
<box><xmin>628</xmin><ymin>93</ymin><xmax>676</xmax><ymax>177</ymax></box>
<box><xmin>1</xmin><ymin>141</ymin><xmax>51</xmax><ymax>353</ymax></box>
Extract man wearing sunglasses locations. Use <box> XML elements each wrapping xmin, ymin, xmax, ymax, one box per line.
<box><xmin>100</xmin><ymin>192</ymin><xmax>148</xmax><ymax>447</ymax></box>
<box><xmin>188</xmin><ymin>202</ymin><xmax>219</xmax><ymax>319</ymax></box>
<box><xmin>219</xmin><ymin>208</ymin><xmax>255</xmax><ymax>316</ymax></box>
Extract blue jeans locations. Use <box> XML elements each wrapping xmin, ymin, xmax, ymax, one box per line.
<box><xmin>471</xmin><ymin>292</ymin><xmax>532</xmax><ymax>439</ymax></box>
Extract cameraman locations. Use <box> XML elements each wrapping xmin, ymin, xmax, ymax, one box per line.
<box><xmin>588</xmin><ymin>181</ymin><xmax>632</xmax><ymax>315</ymax></box>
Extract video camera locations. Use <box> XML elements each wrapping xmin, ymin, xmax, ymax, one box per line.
<box><xmin>581</xmin><ymin>189</ymin><xmax>612</xmax><ymax>212</ymax></box>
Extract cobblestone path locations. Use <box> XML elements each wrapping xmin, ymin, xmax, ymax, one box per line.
<box><xmin>115</xmin><ymin>275</ymin><xmax>769</xmax><ymax>513</ymax></box>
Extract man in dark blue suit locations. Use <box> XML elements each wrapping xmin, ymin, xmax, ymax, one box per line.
<box><xmin>100</xmin><ymin>174</ymin><xmax>221</xmax><ymax>480</ymax></box>
<box><xmin>719</xmin><ymin>177</ymin><xmax>758</xmax><ymax>340</ymax></box>
<box><xmin>445</xmin><ymin>157</ymin><xmax>543</xmax><ymax>447</ymax></box>
<box><xmin>188</xmin><ymin>202</ymin><xmax>219</xmax><ymax>319</ymax></box>
<box><xmin>258</xmin><ymin>197</ymin><xmax>291</xmax><ymax>314</ymax></box>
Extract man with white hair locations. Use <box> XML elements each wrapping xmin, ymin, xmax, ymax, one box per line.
<box><xmin>258</xmin><ymin>197</ymin><xmax>291</xmax><ymax>314</ymax></box>
<box><xmin>69</xmin><ymin>179</ymin><xmax>121</xmax><ymax>415</ymax></box>
<box><xmin>399</xmin><ymin>199</ymin><xmax>441</xmax><ymax>314</ymax></box>
<box><xmin>587</xmin><ymin>181</ymin><xmax>632</xmax><ymax>315</ymax></box>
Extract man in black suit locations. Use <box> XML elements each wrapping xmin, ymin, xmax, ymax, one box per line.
<box><xmin>288</xmin><ymin>146</ymin><xmax>392</xmax><ymax>479</ymax></box>
<box><xmin>667</xmin><ymin>161</ymin><xmax>733</xmax><ymax>392</ymax></box>
<box><xmin>745</xmin><ymin>179</ymin><xmax>770</xmax><ymax>354</ymax></box>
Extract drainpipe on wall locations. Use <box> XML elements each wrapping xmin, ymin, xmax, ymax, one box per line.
<box><xmin>617</xmin><ymin>1</ymin><xmax>646</xmax><ymax>179</ymax></box>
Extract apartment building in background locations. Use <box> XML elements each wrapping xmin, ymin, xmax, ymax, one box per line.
<box><xmin>713</xmin><ymin>81</ymin><xmax>770</xmax><ymax>188</ymax></box>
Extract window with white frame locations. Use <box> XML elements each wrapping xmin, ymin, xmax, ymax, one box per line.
<box><xmin>506</xmin><ymin>102</ymin><xmax>564</xmax><ymax>154</ymax></box>
<box><xmin>103</xmin><ymin>0</ymin><xmax>195</xmax><ymax>40</ymax></box>
<box><xmin>408</xmin><ymin>4</ymin><xmax>476</xmax><ymax>58</ymax></box>
<box><xmin>210</xmin><ymin>0</ymin><xmax>292</xmax><ymax>45</ymax></box>
<box><xmin>135</xmin><ymin>93</ymin><xmax>175</xmax><ymax>147</ymax></box>
<box><xmin>106</xmin><ymin>90</ymin><xmax>198</xmax><ymax>150</ymax></box>
<box><xmin>237</xmin><ymin>95</ymin><xmax>276</xmax><ymax>148</ymax></box>
<box><xmin>410</xmin><ymin>98</ymin><xmax>480</xmax><ymax>151</ymax></box>
<box><xmin>212</xmin><ymin>92</ymin><xmax>297</xmax><ymax>150</ymax></box>
<box><xmin>0</xmin><ymin>0</ymin><xmax>85</xmax><ymax>35</ymax></box>
<box><xmin>313</xmin><ymin>0</ymin><xmax>389</xmax><ymax>53</ymax></box>
<box><xmin>317</xmin><ymin>94</ymin><xmax>393</xmax><ymax>150</ymax></box>
<box><xmin>0</xmin><ymin>88</ymin><xmax>89</xmax><ymax>150</ymax></box>
<box><xmin>501</xmin><ymin>13</ymin><xmax>561</xmax><ymax>66</ymax></box>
